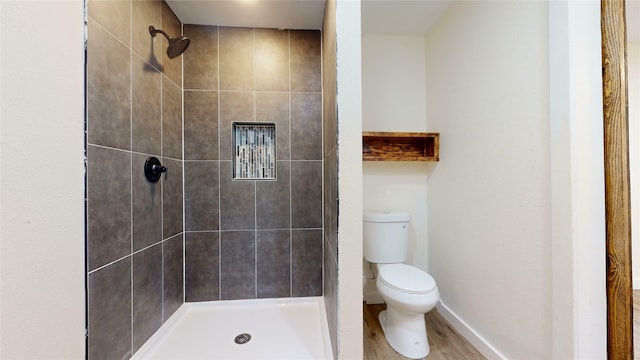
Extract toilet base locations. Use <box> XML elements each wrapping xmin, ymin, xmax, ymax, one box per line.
<box><xmin>378</xmin><ymin>309</ymin><xmax>429</xmax><ymax>359</ymax></box>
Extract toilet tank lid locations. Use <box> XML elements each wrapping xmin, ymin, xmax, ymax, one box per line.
<box><xmin>363</xmin><ymin>211</ymin><xmax>411</xmax><ymax>222</ymax></box>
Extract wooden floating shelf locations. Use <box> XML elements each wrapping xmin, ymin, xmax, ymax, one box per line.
<box><xmin>362</xmin><ymin>132</ymin><xmax>439</xmax><ymax>161</ymax></box>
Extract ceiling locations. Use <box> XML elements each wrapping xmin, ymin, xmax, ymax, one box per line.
<box><xmin>166</xmin><ymin>0</ymin><xmax>326</xmax><ymax>30</ymax></box>
<box><xmin>166</xmin><ymin>0</ymin><xmax>639</xmax><ymax>40</ymax></box>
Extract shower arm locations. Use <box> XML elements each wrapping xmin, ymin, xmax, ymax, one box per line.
<box><xmin>149</xmin><ymin>26</ymin><xmax>170</xmax><ymax>41</ymax></box>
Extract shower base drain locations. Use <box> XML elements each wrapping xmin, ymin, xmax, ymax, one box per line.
<box><xmin>234</xmin><ymin>333</ymin><xmax>252</xmax><ymax>344</ymax></box>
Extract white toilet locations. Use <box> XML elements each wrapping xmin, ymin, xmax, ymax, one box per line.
<box><xmin>364</xmin><ymin>211</ymin><xmax>440</xmax><ymax>359</ymax></box>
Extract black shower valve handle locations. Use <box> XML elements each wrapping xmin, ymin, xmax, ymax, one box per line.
<box><xmin>144</xmin><ymin>157</ymin><xmax>167</xmax><ymax>183</ymax></box>
<box><xmin>152</xmin><ymin>164</ymin><xmax>167</xmax><ymax>173</ymax></box>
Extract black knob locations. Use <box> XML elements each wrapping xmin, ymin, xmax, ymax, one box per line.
<box><xmin>144</xmin><ymin>157</ymin><xmax>166</xmax><ymax>183</ymax></box>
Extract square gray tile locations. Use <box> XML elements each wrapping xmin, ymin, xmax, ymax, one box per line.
<box><xmin>220</xmin><ymin>161</ymin><xmax>255</xmax><ymax>230</ymax></box>
<box><xmin>184</xmin><ymin>161</ymin><xmax>219</xmax><ymax>231</ymax></box>
<box><xmin>219</xmin><ymin>27</ymin><xmax>254</xmax><ymax>90</ymax></box>
<box><xmin>256</xmin><ymin>161</ymin><xmax>290</xmax><ymax>229</ymax></box>
<box><xmin>291</xmin><ymin>92</ymin><xmax>322</xmax><ymax>160</ymax></box>
<box><xmin>292</xmin><ymin>229</ymin><xmax>322</xmax><ymax>297</ymax></box>
<box><xmin>87</xmin><ymin>19</ymin><xmax>131</xmax><ymax>151</ymax></box>
<box><xmin>184</xmin><ymin>90</ymin><xmax>218</xmax><ymax>160</ymax></box>
<box><xmin>87</xmin><ymin>145</ymin><xmax>131</xmax><ymax>271</ymax></box>
<box><xmin>220</xmin><ymin>231</ymin><xmax>256</xmax><ymax>300</ymax></box>
<box><xmin>88</xmin><ymin>258</ymin><xmax>132</xmax><ymax>360</ymax></box>
<box><xmin>290</xmin><ymin>30</ymin><xmax>321</xmax><ymax>92</ymax></box>
<box><xmin>162</xmin><ymin>158</ymin><xmax>183</xmax><ymax>239</ymax></box>
<box><xmin>257</xmin><ymin>230</ymin><xmax>291</xmax><ymax>298</ymax></box>
<box><xmin>184</xmin><ymin>25</ymin><xmax>219</xmax><ymax>90</ymax></box>
<box><xmin>132</xmin><ymin>54</ymin><xmax>162</xmax><ymax>155</ymax></box>
<box><xmin>255</xmin><ymin>28</ymin><xmax>289</xmax><ymax>91</ymax></box>
<box><xmin>163</xmin><ymin>233</ymin><xmax>184</xmax><ymax>319</ymax></box>
<box><xmin>291</xmin><ymin>161</ymin><xmax>322</xmax><ymax>229</ymax></box>
<box><xmin>133</xmin><ymin>244</ymin><xmax>162</xmax><ymax>353</ymax></box>
<box><xmin>185</xmin><ymin>231</ymin><xmax>220</xmax><ymax>302</ymax></box>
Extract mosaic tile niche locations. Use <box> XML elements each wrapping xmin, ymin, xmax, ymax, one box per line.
<box><xmin>233</xmin><ymin>122</ymin><xmax>276</xmax><ymax>180</ymax></box>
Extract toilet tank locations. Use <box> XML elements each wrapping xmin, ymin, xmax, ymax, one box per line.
<box><xmin>363</xmin><ymin>211</ymin><xmax>411</xmax><ymax>263</ymax></box>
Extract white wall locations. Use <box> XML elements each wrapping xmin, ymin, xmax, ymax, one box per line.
<box><xmin>335</xmin><ymin>0</ymin><xmax>363</xmax><ymax>358</ymax></box>
<box><xmin>424</xmin><ymin>1</ymin><xmax>606</xmax><ymax>359</ymax></box>
<box><xmin>361</xmin><ymin>34</ymin><xmax>431</xmax><ymax>301</ymax></box>
<box><xmin>0</xmin><ymin>1</ymin><xmax>86</xmax><ymax>358</ymax></box>
<box><xmin>629</xmin><ymin>42</ymin><xmax>640</xmax><ymax>288</ymax></box>
<box><xmin>425</xmin><ymin>2</ymin><xmax>552</xmax><ymax>358</ymax></box>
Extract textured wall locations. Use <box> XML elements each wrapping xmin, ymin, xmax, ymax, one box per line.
<box><xmin>182</xmin><ymin>25</ymin><xmax>324</xmax><ymax>301</ymax></box>
<box><xmin>85</xmin><ymin>1</ymin><xmax>184</xmax><ymax>358</ymax></box>
<box><xmin>425</xmin><ymin>2</ymin><xmax>552</xmax><ymax>358</ymax></box>
<box><xmin>1</xmin><ymin>1</ymin><xmax>85</xmax><ymax>358</ymax></box>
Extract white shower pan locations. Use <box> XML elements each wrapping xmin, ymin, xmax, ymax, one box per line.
<box><xmin>132</xmin><ymin>296</ymin><xmax>334</xmax><ymax>359</ymax></box>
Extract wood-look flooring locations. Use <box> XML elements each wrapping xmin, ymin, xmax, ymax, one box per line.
<box><xmin>364</xmin><ymin>303</ymin><xmax>486</xmax><ymax>359</ymax></box>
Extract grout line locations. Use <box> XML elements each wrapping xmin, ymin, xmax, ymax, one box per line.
<box><xmin>181</xmin><ymin>21</ymin><xmax>187</xmax><ymax>307</ymax></box>
<box><xmin>128</xmin><ymin>1</ymin><xmax>134</xmax><ymax>353</ymax></box>
<box><xmin>217</xmin><ymin>26</ymin><xmax>222</xmax><ymax>301</ymax></box>
<box><xmin>288</xmin><ymin>30</ymin><xmax>294</xmax><ymax>297</ymax></box>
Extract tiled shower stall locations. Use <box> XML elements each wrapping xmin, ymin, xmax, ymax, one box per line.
<box><xmin>85</xmin><ymin>0</ymin><xmax>334</xmax><ymax>359</ymax></box>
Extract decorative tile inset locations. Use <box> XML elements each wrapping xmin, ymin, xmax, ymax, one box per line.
<box><xmin>233</xmin><ymin>123</ymin><xmax>276</xmax><ymax>179</ymax></box>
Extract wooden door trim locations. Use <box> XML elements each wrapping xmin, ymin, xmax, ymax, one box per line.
<box><xmin>601</xmin><ymin>0</ymin><xmax>633</xmax><ymax>358</ymax></box>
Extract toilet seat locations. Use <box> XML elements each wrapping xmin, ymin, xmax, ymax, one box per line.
<box><xmin>378</xmin><ymin>264</ymin><xmax>436</xmax><ymax>295</ymax></box>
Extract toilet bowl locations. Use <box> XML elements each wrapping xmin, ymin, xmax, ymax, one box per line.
<box><xmin>363</xmin><ymin>211</ymin><xmax>440</xmax><ymax>359</ymax></box>
<box><xmin>376</xmin><ymin>263</ymin><xmax>439</xmax><ymax>359</ymax></box>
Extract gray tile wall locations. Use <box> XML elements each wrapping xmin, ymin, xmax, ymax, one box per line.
<box><xmin>182</xmin><ymin>25</ymin><xmax>324</xmax><ymax>301</ymax></box>
<box><xmin>86</xmin><ymin>1</ymin><xmax>184</xmax><ymax>359</ymax></box>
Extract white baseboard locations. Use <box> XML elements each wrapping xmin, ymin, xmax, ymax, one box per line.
<box><xmin>634</xmin><ymin>278</ymin><xmax>640</xmax><ymax>290</ymax></box>
<box><xmin>435</xmin><ymin>301</ymin><xmax>506</xmax><ymax>360</ymax></box>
